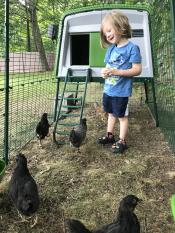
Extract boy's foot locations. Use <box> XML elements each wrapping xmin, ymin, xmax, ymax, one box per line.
<box><xmin>97</xmin><ymin>133</ymin><xmax>115</xmax><ymax>145</ymax></box>
<box><xmin>112</xmin><ymin>139</ymin><xmax>128</xmax><ymax>153</ymax></box>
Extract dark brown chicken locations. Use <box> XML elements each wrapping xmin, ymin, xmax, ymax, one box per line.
<box><xmin>8</xmin><ymin>153</ymin><xmax>40</xmax><ymax>216</ymax></box>
<box><xmin>66</xmin><ymin>195</ymin><xmax>141</xmax><ymax>233</ymax></box>
<box><xmin>36</xmin><ymin>112</ymin><xmax>50</xmax><ymax>146</ymax></box>
<box><xmin>69</xmin><ymin>118</ymin><xmax>87</xmax><ymax>152</ymax></box>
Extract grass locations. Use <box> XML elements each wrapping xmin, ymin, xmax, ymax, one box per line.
<box><xmin>0</xmin><ymin>70</ymin><xmax>104</xmax><ymax>162</ymax></box>
<box><xmin>0</xmin><ymin>71</ymin><xmax>57</xmax><ymax>157</ymax></box>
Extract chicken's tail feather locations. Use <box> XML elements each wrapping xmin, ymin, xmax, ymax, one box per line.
<box><xmin>66</xmin><ymin>219</ymin><xmax>92</xmax><ymax>233</ymax></box>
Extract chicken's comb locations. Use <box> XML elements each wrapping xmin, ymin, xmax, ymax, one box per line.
<box><xmin>170</xmin><ymin>195</ymin><xmax>175</xmax><ymax>221</ymax></box>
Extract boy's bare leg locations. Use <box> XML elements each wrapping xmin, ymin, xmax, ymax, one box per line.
<box><xmin>118</xmin><ymin>116</ymin><xmax>128</xmax><ymax>141</ymax></box>
<box><xmin>107</xmin><ymin>113</ymin><xmax>117</xmax><ymax>134</ymax></box>
<box><xmin>98</xmin><ymin>113</ymin><xmax>116</xmax><ymax>144</ymax></box>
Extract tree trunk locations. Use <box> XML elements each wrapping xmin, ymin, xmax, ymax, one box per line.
<box><xmin>29</xmin><ymin>7</ymin><xmax>50</xmax><ymax>71</ymax></box>
<box><xmin>25</xmin><ymin>6</ymin><xmax>31</xmax><ymax>52</ymax></box>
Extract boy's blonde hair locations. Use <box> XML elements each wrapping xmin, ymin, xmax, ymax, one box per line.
<box><xmin>100</xmin><ymin>10</ymin><xmax>131</xmax><ymax>48</ymax></box>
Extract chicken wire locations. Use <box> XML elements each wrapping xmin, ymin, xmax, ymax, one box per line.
<box><xmin>0</xmin><ymin>1</ymin><xmax>6</xmax><ymax>161</ymax></box>
<box><xmin>1</xmin><ymin>0</ymin><xmax>175</xmax><ymax>162</ymax></box>
<box><xmin>0</xmin><ymin>0</ymin><xmax>57</xmax><ymax>162</ymax></box>
<box><xmin>0</xmin><ymin>69</ymin><xmax>5</xmax><ymax>161</ymax></box>
<box><xmin>148</xmin><ymin>0</ymin><xmax>175</xmax><ymax>152</ymax></box>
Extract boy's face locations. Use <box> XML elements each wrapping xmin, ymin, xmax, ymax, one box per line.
<box><xmin>102</xmin><ymin>20</ymin><xmax>121</xmax><ymax>45</ymax></box>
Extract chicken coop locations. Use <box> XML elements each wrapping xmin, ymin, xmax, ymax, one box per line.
<box><xmin>56</xmin><ymin>9</ymin><xmax>153</xmax><ymax>78</ymax></box>
<box><xmin>1</xmin><ymin>0</ymin><xmax>175</xmax><ymax>163</ymax></box>
<box><xmin>53</xmin><ymin>5</ymin><xmax>158</xmax><ymax>145</ymax></box>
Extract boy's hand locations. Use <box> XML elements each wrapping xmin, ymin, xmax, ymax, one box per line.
<box><xmin>101</xmin><ymin>68</ymin><xmax>112</xmax><ymax>78</ymax></box>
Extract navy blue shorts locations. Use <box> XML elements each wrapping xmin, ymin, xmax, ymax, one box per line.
<box><xmin>103</xmin><ymin>93</ymin><xmax>128</xmax><ymax>117</ymax></box>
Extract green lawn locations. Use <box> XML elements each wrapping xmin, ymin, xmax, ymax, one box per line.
<box><xmin>0</xmin><ymin>71</ymin><xmax>55</xmax><ymax>89</ymax></box>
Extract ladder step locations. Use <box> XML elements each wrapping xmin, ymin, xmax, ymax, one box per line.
<box><xmin>64</xmin><ymin>97</ymin><xmax>82</xmax><ymax>101</ymax></box>
<box><xmin>68</xmin><ymin>79</ymin><xmax>86</xmax><ymax>82</ymax></box>
<box><xmin>60</xmin><ymin>113</ymin><xmax>81</xmax><ymax>117</ymax></box>
<box><xmin>62</xmin><ymin>105</ymin><xmax>82</xmax><ymax>109</ymax></box>
<box><xmin>65</xmin><ymin>90</ymin><xmax>84</xmax><ymax>93</ymax></box>
<box><xmin>58</xmin><ymin>122</ymin><xmax>80</xmax><ymax>127</ymax></box>
<box><xmin>56</xmin><ymin>130</ymin><xmax>70</xmax><ymax>136</ymax></box>
<box><xmin>69</xmin><ymin>76</ymin><xmax>87</xmax><ymax>78</ymax></box>
<box><xmin>56</xmin><ymin>141</ymin><xmax>70</xmax><ymax>145</ymax></box>
<box><xmin>70</xmin><ymin>82</ymin><xmax>86</xmax><ymax>85</ymax></box>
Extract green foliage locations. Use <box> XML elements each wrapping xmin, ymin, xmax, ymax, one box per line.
<box><xmin>0</xmin><ymin>0</ymin><xmax>173</xmax><ymax>55</ymax></box>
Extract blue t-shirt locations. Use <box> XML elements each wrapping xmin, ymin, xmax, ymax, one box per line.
<box><xmin>103</xmin><ymin>41</ymin><xmax>141</xmax><ymax>97</ymax></box>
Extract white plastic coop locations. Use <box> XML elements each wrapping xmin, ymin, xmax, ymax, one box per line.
<box><xmin>57</xmin><ymin>8</ymin><xmax>153</xmax><ymax>78</ymax></box>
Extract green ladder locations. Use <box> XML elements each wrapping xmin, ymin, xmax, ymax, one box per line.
<box><xmin>53</xmin><ymin>68</ymin><xmax>91</xmax><ymax>145</ymax></box>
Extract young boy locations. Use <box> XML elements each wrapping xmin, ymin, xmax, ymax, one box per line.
<box><xmin>98</xmin><ymin>10</ymin><xmax>142</xmax><ymax>153</ymax></box>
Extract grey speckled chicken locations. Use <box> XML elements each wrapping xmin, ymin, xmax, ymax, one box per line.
<box><xmin>8</xmin><ymin>153</ymin><xmax>40</xmax><ymax>216</ymax></box>
<box><xmin>69</xmin><ymin>118</ymin><xmax>87</xmax><ymax>153</ymax></box>
<box><xmin>66</xmin><ymin>195</ymin><xmax>141</xmax><ymax>233</ymax></box>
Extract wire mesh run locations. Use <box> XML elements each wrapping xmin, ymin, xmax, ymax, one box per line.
<box><xmin>0</xmin><ymin>0</ymin><xmax>57</xmax><ymax>160</ymax></box>
<box><xmin>1</xmin><ymin>0</ymin><xmax>175</xmax><ymax>161</ymax></box>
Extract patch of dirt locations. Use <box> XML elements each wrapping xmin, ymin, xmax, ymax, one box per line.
<box><xmin>0</xmin><ymin>98</ymin><xmax>175</xmax><ymax>233</ymax></box>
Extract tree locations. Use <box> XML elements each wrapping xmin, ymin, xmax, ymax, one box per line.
<box><xmin>19</xmin><ymin>0</ymin><xmax>50</xmax><ymax>71</ymax></box>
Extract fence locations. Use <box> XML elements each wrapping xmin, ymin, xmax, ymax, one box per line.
<box><xmin>0</xmin><ymin>0</ymin><xmax>175</xmax><ymax>163</ymax></box>
<box><xmin>0</xmin><ymin>0</ymin><xmax>57</xmax><ymax>162</ymax></box>
<box><xmin>0</xmin><ymin>52</ymin><xmax>55</xmax><ymax>73</ymax></box>
<box><xmin>151</xmin><ymin>0</ymin><xmax>175</xmax><ymax>152</ymax></box>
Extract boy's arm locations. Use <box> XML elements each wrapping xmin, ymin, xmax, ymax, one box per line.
<box><xmin>104</xmin><ymin>63</ymin><xmax>142</xmax><ymax>77</ymax></box>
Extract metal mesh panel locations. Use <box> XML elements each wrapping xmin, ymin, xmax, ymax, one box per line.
<box><xmin>0</xmin><ymin>1</ymin><xmax>5</xmax><ymax>160</ymax></box>
<box><xmin>147</xmin><ymin>0</ymin><xmax>175</xmax><ymax>152</ymax></box>
<box><xmin>2</xmin><ymin>0</ymin><xmax>175</xmax><ymax>160</ymax></box>
<box><xmin>1</xmin><ymin>1</ymin><xmax>57</xmax><ymax>160</ymax></box>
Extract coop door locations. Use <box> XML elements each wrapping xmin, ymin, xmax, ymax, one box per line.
<box><xmin>70</xmin><ymin>33</ymin><xmax>107</xmax><ymax>67</ymax></box>
<box><xmin>89</xmin><ymin>32</ymin><xmax>107</xmax><ymax>67</ymax></box>
<box><xmin>71</xmin><ymin>34</ymin><xmax>89</xmax><ymax>65</ymax></box>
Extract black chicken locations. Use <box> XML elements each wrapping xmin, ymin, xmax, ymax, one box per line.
<box><xmin>36</xmin><ymin>112</ymin><xmax>50</xmax><ymax>146</ymax></box>
<box><xmin>69</xmin><ymin>118</ymin><xmax>87</xmax><ymax>153</ymax></box>
<box><xmin>66</xmin><ymin>195</ymin><xmax>141</xmax><ymax>233</ymax></box>
<box><xmin>8</xmin><ymin>153</ymin><xmax>40</xmax><ymax>216</ymax></box>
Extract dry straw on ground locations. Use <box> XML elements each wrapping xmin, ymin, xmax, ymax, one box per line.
<box><xmin>0</xmin><ymin>87</ymin><xmax>175</xmax><ymax>233</ymax></box>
